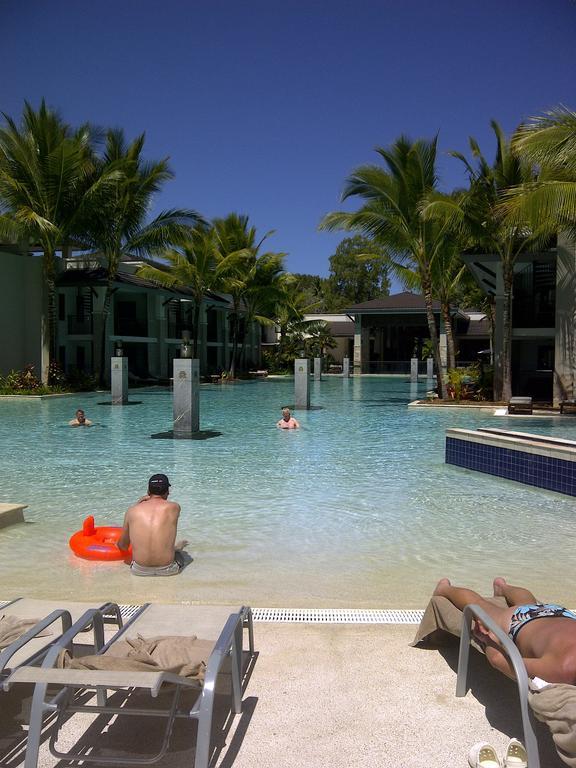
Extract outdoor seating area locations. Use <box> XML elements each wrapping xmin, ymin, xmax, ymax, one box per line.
<box><xmin>1</xmin><ymin>599</ymin><xmax>255</xmax><ymax>768</ymax></box>
<box><xmin>560</xmin><ymin>399</ymin><xmax>576</xmax><ymax>415</ymax></box>
<box><xmin>0</xmin><ymin>597</ymin><xmax>571</xmax><ymax>768</ymax></box>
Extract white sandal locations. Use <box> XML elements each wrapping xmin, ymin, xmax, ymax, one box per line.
<box><xmin>468</xmin><ymin>742</ymin><xmax>501</xmax><ymax>768</ymax></box>
<box><xmin>504</xmin><ymin>738</ymin><xmax>528</xmax><ymax>768</ymax></box>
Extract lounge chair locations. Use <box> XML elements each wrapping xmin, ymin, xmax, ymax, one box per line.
<box><xmin>508</xmin><ymin>396</ymin><xmax>533</xmax><ymax>415</ymax></box>
<box><xmin>5</xmin><ymin>603</ymin><xmax>254</xmax><ymax>768</ymax></box>
<box><xmin>560</xmin><ymin>399</ymin><xmax>576</xmax><ymax>415</ymax></box>
<box><xmin>412</xmin><ymin>595</ymin><xmax>576</xmax><ymax>768</ymax></box>
<box><xmin>0</xmin><ymin>597</ymin><xmax>127</xmax><ymax>684</ymax></box>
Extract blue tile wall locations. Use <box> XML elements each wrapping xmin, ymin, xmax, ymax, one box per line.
<box><xmin>446</xmin><ymin>437</ymin><xmax>576</xmax><ymax>496</ymax></box>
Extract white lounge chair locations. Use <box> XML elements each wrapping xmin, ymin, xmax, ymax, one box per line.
<box><xmin>5</xmin><ymin>603</ymin><xmax>254</xmax><ymax>768</ymax></box>
<box><xmin>0</xmin><ymin>597</ymin><xmax>128</xmax><ymax>684</ymax></box>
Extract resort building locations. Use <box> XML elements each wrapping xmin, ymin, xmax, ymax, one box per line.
<box><xmin>0</xmin><ymin>246</ymin><xmax>262</xmax><ymax>381</ymax></box>
<box><xmin>306</xmin><ymin>293</ymin><xmax>490</xmax><ymax>374</ymax></box>
<box><xmin>463</xmin><ymin>234</ymin><xmax>575</xmax><ymax>405</ymax></box>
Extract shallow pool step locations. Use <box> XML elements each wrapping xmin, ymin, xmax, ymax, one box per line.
<box><xmin>252</xmin><ymin>608</ymin><xmax>424</xmax><ymax>624</ymax></box>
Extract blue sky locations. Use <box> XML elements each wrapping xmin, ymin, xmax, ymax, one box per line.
<box><xmin>2</xmin><ymin>1</ymin><xmax>575</xmax><ymax>277</ymax></box>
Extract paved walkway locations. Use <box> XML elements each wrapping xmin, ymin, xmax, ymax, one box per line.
<box><xmin>0</xmin><ymin>622</ymin><xmax>563</xmax><ymax>768</ymax></box>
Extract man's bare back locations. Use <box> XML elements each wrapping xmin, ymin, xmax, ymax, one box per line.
<box><xmin>118</xmin><ymin>474</ymin><xmax>187</xmax><ymax>570</ymax></box>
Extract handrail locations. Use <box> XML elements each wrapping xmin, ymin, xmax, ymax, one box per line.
<box><xmin>457</xmin><ymin>604</ymin><xmax>540</xmax><ymax>768</ymax></box>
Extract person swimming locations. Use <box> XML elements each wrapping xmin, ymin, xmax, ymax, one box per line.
<box><xmin>69</xmin><ymin>409</ymin><xmax>93</xmax><ymax>427</ymax></box>
<box><xmin>277</xmin><ymin>407</ymin><xmax>300</xmax><ymax>429</ymax></box>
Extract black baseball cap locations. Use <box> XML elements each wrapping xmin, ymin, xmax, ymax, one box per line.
<box><xmin>148</xmin><ymin>473</ymin><xmax>171</xmax><ymax>495</ymax></box>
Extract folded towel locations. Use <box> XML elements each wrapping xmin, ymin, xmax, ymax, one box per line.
<box><xmin>57</xmin><ymin>635</ymin><xmax>214</xmax><ymax>687</ymax></box>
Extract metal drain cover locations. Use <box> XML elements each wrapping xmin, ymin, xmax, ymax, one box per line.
<box><xmin>252</xmin><ymin>608</ymin><xmax>425</xmax><ymax>624</ymax></box>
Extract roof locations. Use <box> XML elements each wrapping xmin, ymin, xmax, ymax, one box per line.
<box><xmin>461</xmin><ymin>317</ymin><xmax>491</xmax><ymax>337</ymax></box>
<box><xmin>56</xmin><ymin>267</ymin><xmax>227</xmax><ymax>304</ymax></box>
<box><xmin>346</xmin><ymin>292</ymin><xmax>441</xmax><ymax>312</ymax></box>
<box><xmin>326</xmin><ymin>321</ymin><xmax>354</xmax><ymax>337</ymax></box>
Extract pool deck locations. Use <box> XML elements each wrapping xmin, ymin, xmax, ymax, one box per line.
<box><xmin>0</xmin><ymin>609</ymin><xmax>564</xmax><ymax>767</ymax></box>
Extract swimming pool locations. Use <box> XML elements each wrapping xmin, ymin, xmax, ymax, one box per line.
<box><xmin>1</xmin><ymin>377</ymin><xmax>576</xmax><ymax>608</ymax></box>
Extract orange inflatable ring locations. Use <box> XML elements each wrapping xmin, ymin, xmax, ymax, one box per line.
<box><xmin>69</xmin><ymin>515</ymin><xmax>132</xmax><ymax>561</ymax></box>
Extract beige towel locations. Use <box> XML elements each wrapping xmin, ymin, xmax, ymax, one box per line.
<box><xmin>57</xmin><ymin>635</ymin><xmax>213</xmax><ymax>687</ymax></box>
<box><xmin>0</xmin><ymin>615</ymin><xmax>52</xmax><ymax>650</ymax></box>
<box><xmin>410</xmin><ymin>595</ymin><xmax>507</xmax><ymax>649</ymax></box>
<box><xmin>529</xmin><ymin>683</ymin><xmax>576</xmax><ymax>767</ymax></box>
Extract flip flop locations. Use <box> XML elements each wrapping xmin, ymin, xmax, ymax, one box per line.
<box><xmin>504</xmin><ymin>738</ymin><xmax>528</xmax><ymax>768</ymax></box>
<box><xmin>468</xmin><ymin>742</ymin><xmax>501</xmax><ymax>768</ymax></box>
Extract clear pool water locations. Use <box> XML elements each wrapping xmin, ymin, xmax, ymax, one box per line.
<box><xmin>1</xmin><ymin>377</ymin><xmax>576</xmax><ymax>608</ymax></box>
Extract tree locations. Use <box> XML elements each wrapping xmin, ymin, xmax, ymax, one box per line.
<box><xmin>0</xmin><ymin>100</ymin><xmax>113</xmax><ymax>381</ymax></box>
<box><xmin>76</xmin><ymin>129</ymin><xmax>201</xmax><ymax>384</ymax></box>
<box><xmin>213</xmin><ymin>213</ymin><xmax>279</xmax><ymax>377</ymax></box>
<box><xmin>424</xmin><ymin>121</ymin><xmax>545</xmax><ymax>400</ymax></box>
<box><xmin>289</xmin><ymin>273</ymin><xmax>328</xmax><ymax>312</ymax></box>
<box><xmin>320</xmin><ymin>136</ymin><xmax>449</xmax><ymax>397</ymax></box>
<box><xmin>324</xmin><ymin>235</ymin><xmax>390</xmax><ymax>310</ymax></box>
<box><xmin>136</xmin><ymin>223</ymin><xmax>224</xmax><ymax>358</ymax></box>
<box><xmin>505</xmin><ymin>106</ymin><xmax>576</xmax><ymax>238</ymax></box>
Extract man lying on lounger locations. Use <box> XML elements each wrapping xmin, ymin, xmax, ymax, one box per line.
<box><xmin>434</xmin><ymin>577</ymin><xmax>576</xmax><ymax>684</ymax></box>
<box><xmin>117</xmin><ymin>474</ymin><xmax>188</xmax><ymax>576</ymax></box>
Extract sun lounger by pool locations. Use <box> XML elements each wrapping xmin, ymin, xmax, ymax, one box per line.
<box><xmin>560</xmin><ymin>399</ymin><xmax>576</xmax><ymax>414</ymax></box>
<box><xmin>0</xmin><ymin>597</ymin><xmax>128</xmax><ymax>684</ymax></box>
<box><xmin>412</xmin><ymin>595</ymin><xmax>576</xmax><ymax>768</ymax></box>
<box><xmin>5</xmin><ymin>602</ymin><xmax>254</xmax><ymax>768</ymax></box>
<box><xmin>508</xmin><ymin>396</ymin><xmax>533</xmax><ymax>414</ymax></box>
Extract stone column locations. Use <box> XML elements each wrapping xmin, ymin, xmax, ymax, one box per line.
<box><xmin>353</xmin><ymin>315</ymin><xmax>363</xmax><ymax>373</ymax></box>
<box><xmin>410</xmin><ymin>357</ymin><xmax>418</xmax><ymax>382</ymax></box>
<box><xmin>342</xmin><ymin>357</ymin><xmax>350</xmax><ymax>377</ymax></box>
<box><xmin>173</xmin><ymin>358</ymin><xmax>200</xmax><ymax>437</ymax></box>
<box><xmin>426</xmin><ymin>357</ymin><xmax>434</xmax><ymax>380</ymax></box>
<box><xmin>294</xmin><ymin>358</ymin><xmax>310</xmax><ymax>410</ymax></box>
<box><xmin>111</xmin><ymin>356</ymin><xmax>128</xmax><ymax>405</ymax></box>
<box><xmin>314</xmin><ymin>357</ymin><xmax>322</xmax><ymax>380</ymax></box>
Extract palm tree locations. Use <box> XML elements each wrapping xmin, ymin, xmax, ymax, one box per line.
<box><xmin>136</xmin><ymin>224</ymin><xmax>221</xmax><ymax>358</ymax></box>
<box><xmin>423</xmin><ymin>121</ymin><xmax>544</xmax><ymax>400</ymax></box>
<box><xmin>238</xmin><ymin>251</ymin><xmax>287</xmax><ymax>369</ymax></box>
<box><xmin>505</xmin><ymin>107</ymin><xmax>576</xmax><ymax>238</ymax></box>
<box><xmin>0</xmin><ymin>100</ymin><xmax>112</xmax><ymax>381</ymax></box>
<box><xmin>212</xmin><ymin>213</ymin><xmax>271</xmax><ymax>378</ymax></box>
<box><xmin>76</xmin><ymin>129</ymin><xmax>201</xmax><ymax>384</ymax></box>
<box><xmin>320</xmin><ymin>135</ymin><xmax>449</xmax><ymax>397</ymax></box>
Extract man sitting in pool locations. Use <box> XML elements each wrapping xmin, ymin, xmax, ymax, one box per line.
<box><xmin>117</xmin><ymin>474</ymin><xmax>188</xmax><ymax>576</ymax></box>
<box><xmin>434</xmin><ymin>577</ymin><xmax>576</xmax><ymax>684</ymax></box>
<box><xmin>69</xmin><ymin>409</ymin><xmax>92</xmax><ymax>426</ymax></box>
<box><xmin>277</xmin><ymin>407</ymin><xmax>300</xmax><ymax>429</ymax></box>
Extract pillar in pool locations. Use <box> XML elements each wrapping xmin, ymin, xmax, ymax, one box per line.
<box><xmin>294</xmin><ymin>358</ymin><xmax>310</xmax><ymax>410</ymax></box>
<box><xmin>343</xmin><ymin>357</ymin><xmax>350</xmax><ymax>377</ymax></box>
<box><xmin>314</xmin><ymin>357</ymin><xmax>322</xmax><ymax>381</ymax></box>
<box><xmin>111</xmin><ymin>356</ymin><xmax>128</xmax><ymax>405</ymax></box>
<box><xmin>426</xmin><ymin>357</ymin><xmax>434</xmax><ymax>380</ymax></box>
<box><xmin>410</xmin><ymin>357</ymin><xmax>418</xmax><ymax>382</ymax></box>
<box><xmin>173</xmin><ymin>358</ymin><xmax>200</xmax><ymax>437</ymax></box>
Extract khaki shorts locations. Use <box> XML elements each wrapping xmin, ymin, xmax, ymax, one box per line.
<box><xmin>130</xmin><ymin>551</ymin><xmax>184</xmax><ymax>577</ymax></box>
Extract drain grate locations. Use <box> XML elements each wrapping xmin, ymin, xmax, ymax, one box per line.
<box><xmin>117</xmin><ymin>604</ymin><xmax>144</xmax><ymax>620</ymax></box>
<box><xmin>252</xmin><ymin>608</ymin><xmax>425</xmax><ymax>624</ymax></box>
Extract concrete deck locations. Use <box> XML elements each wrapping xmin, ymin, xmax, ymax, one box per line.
<box><xmin>0</xmin><ymin>503</ymin><xmax>27</xmax><ymax>529</ymax></box>
<box><xmin>0</xmin><ymin>620</ymin><xmax>564</xmax><ymax>768</ymax></box>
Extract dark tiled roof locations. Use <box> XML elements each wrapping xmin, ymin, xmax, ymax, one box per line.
<box><xmin>462</xmin><ymin>317</ymin><xmax>491</xmax><ymax>337</ymax></box>
<box><xmin>57</xmin><ymin>267</ymin><xmax>225</xmax><ymax>303</ymax></box>
<box><xmin>346</xmin><ymin>292</ymin><xmax>441</xmax><ymax>312</ymax></box>
<box><xmin>326</xmin><ymin>321</ymin><xmax>354</xmax><ymax>336</ymax></box>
